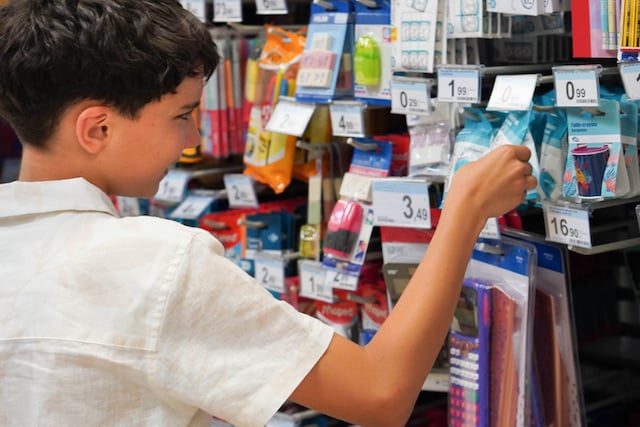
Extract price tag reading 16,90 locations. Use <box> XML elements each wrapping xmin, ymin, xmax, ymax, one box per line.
<box><xmin>543</xmin><ymin>204</ymin><xmax>591</xmax><ymax>248</ymax></box>
<box><xmin>371</xmin><ymin>179</ymin><xmax>431</xmax><ymax>229</ymax></box>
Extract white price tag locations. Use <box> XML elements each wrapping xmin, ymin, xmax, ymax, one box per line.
<box><xmin>391</xmin><ymin>79</ymin><xmax>432</xmax><ymax>115</ymax></box>
<box><xmin>154</xmin><ymin>169</ymin><xmax>191</xmax><ymax>203</ymax></box>
<box><xmin>437</xmin><ymin>68</ymin><xmax>481</xmax><ymax>103</ymax></box>
<box><xmin>266</xmin><ymin>98</ymin><xmax>316</xmax><ymax>137</ymax></box>
<box><xmin>298</xmin><ymin>260</ymin><xmax>334</xmax><ymax>303</ymax></box>
<box><xmin>329</xmin><ymin>101</ymin><xmax>366</xmax><ymax>137</ymax></box>
<box><xmin>213</xmin><ymin>0</ymin><xmax>242</xmax><ymax>22</ymax></box>
<box><xmin>479</xmin><ymin>217</ymin><xmax>500</xmax><ymax>240</ymax></box>
<box><xmin>619</xmin><ymin>62</ymin><xmax>640</xmax><ymax>101</ymax></box>
<box><xmin>181</xmin><ymin>0</ymin><xmax>207</xmax><ymax>22</ymax></box>
<box><xmin>371</xmin><ymin>179</ymin><xmax>431</xmax><ymax>229</ymax></box>
<box><xmin>324</xmin><ymin>269</ymin><xmax>359</xmax><ymax>291</ymax></box>
<box><xmin>169</xmin><ymin>195</ymin><xmax>214</xmax><ymax>220</ymax></box>
<box><xmin>487</xmin><ymin>74</ymin><xmax>538</xmax><ymax>111</ymax></box>
<box><xmin>255</xmin><ymin>0</ymin><xmax>288</xmax><ymax>14</ymax></box>
<box><xmin>254</xmin><ymin>254</ymin><xmax>285</xmax><ymax>293</ymax></box>
<box><xmin>553</xmin><ymin>69</ymin><xmax>600</xmax><ymax>107</ymax></box>
<box><xmin>223</xmin><ymin>174</ymin><xmax>259</xmax><ymax>208</ymax></box>
<box><xmin>116</xmin><ymin>196</ymin><xmax>141</xmax><ymax>217</ymax></box>
<box><xmin>543</xmin><ymin>204</ymin><xmax>591</xmax><ymax>248</ymax></box>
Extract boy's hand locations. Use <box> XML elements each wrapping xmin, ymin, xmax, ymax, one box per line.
<box><xmin>445</xmin><ymin>145</ymin><xmax>537</xmax><ymax>221</ymax></box>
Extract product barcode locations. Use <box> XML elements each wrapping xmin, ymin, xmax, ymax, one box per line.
<box><xmin>576</xmin><ymin>99</ymin><xmax>597</xmax><ymax>104</ymax></box>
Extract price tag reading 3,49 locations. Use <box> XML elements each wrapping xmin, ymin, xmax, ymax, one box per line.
<box><xmin>213</xmin><ymin>0</ymin><xmax>242</xmax><ymax>22</ymax></box>
<box><xmin>553</xmin><ymin>69</ymin><xmax>600</xmax><ymax>107</ymax></box>
<box><xmin>391</xmin><ymin>79</ymin><xmax>431</xmax><ymax>116</ymax></box>
<box><xmin>371</xmin><ymin>179</ymin><xmax>431</xmax><ymax>229</ymax></box>
<box><xmin>437</xmin><ymin>68</ymin><xmax>481</xmax><ymax>104</ymax></box>
<box><xmin>543</xmin><ymin>204</ymin><xmax>591</xmax><ymax>248</ymax></box>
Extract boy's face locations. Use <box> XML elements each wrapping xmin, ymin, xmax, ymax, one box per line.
<box><xmin>104</xmin><ymin>76</ymin><xmax>204</xmax><ymax>198</ymax></box>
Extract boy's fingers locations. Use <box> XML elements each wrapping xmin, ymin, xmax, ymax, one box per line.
<box><xmin>512</xmin><ymin>145</ymin><xmax>532</xmax><ymax>162</ymax></box>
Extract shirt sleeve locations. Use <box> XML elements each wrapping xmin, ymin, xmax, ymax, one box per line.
<box><xmin>152</xmin><ymin>230</ymin><xmax>334</xmax><ymax>427</ymax></box>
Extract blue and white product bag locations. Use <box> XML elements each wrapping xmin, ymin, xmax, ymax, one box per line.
<box><xmin>490</xmin><ymin>108</ymin><xmax>541</xmax><ymax>202</ymax></box>
<box><xmin>538</xmin><ymin>110</ymin><xmax>568</xmax><ymax>202</ymax></box>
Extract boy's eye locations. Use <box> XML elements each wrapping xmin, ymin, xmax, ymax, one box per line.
<box><xmin>178</xmin><ymin>112</ymin><xmax>191</xmax><ymax>120</ymax></box>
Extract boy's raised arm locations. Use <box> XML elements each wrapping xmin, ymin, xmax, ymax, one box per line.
<box><xmin>290</xmin><ymin>145</ymin><xmax>536</xmax><ymax>427</ymax></box>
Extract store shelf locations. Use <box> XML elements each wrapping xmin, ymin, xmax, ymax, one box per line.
<box><xmin>542</xmin><ymin>197</ymin><xmax>640</xmax><ymax>255</ymax></box>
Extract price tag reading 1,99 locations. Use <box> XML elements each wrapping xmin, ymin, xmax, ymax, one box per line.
<box><xmin>391</xmin><ymin>79</ymin><xmax>431</xmax><ymax>116</ymax></box>
<box><xmin>553</xmin><ymin>68</ymin><xmax>600</xmax><ymax>108</ymax></box>
<box><xmin>543</xmin><ymin>204</ymin><xmax>591</xmax><ymax>248</ymax></box>
<box><xmin>213</xmin><ymin>0</ymin><xmax>242</xmax><ymax>22</ymax></box>
<box><xmin>437</xmin><ymin>68</ymin><xmax>481</xmax><ymax>104</ymax></box>
<box><xmin>371</xmin><ymin>179</ymin><xmax>431</xmax><ymax>229</ymax></box>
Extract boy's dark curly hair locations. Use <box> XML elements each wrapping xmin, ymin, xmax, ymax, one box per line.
<box><xmin>0</xmin><ymin>0</ymin><xmax>219</xmax><ymax>148</ymax></box>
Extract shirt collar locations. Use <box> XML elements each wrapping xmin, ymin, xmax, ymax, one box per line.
<box><xmin>0</xmin><ymin>178</ymin><xmax>119</xmax><ymax>218</ymax></box>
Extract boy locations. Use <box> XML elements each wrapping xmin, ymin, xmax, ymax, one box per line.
<box><xmin>0</xmin><ymin>1</ymin><xmax>536</xmax><ymax>426</ymax></box>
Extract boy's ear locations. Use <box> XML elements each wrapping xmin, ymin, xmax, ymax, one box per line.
<box><xmin>75</xmin><ymin>106</ymin><xmax>112</xmax><ymax>155</ymax></box>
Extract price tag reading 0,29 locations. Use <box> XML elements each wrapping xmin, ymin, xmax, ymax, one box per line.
<box><xmin>544</xmin><ymin>204</ymin><xmax>591</xmax><ymax>248</ymax></box>
<box><xmin>391</xmin><ymin>80</ymin><xmax>431</xmax><ymax>115</ymax></box>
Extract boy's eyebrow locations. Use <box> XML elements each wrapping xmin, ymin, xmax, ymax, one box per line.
<box><xmin>179</xmin><ymin>101</ymin><xmax>200</xmax><ymax>111</ymax></box>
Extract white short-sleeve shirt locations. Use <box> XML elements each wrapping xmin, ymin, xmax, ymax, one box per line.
<box><xmin>0</xmin><ymin>178</ymin><xmax>334</xmax><ymax>427</ymax></box>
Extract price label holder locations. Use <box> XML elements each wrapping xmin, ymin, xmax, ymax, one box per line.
<box><xmin>154</xmin><ymin>169</ymin><xmax>191</xmax><ymax>204</ymax></box>
<box><xmin>223</xmin><ymin>174</ymin><xmax>259</xmax><ymax>208</ymax></box>
<box><xmin>298</xmin><ymin>260</ymin><xmax>334</xmax><ymax>303</ymax></box>
<box><xmin>116</xmin><ymin>197</ymin><xmax>141</xmax><ymax>217</ymax></box>
<box><xmin>619</xmin><ymin>62</ymin><xmax>640</xmax><ymax>101</ymax></box>
<box><xmin>254</xmin><ymin>253</ymin><xmax>286</xmax><ymax>293</ymax></box>
<box><xmin>371</xmin><ymin>178</ymin><xmax>432</xmax><ymax>229</ymax></box>
<box><xmin>479</xmin><ymin>217</ymin><xmax>501</xmax><ymax>240</ymax></box>
<box><xmin>436</xmin><ymin>65</ymin><xmax>484</xmax><ymax>104</ymax></box>
<box><xmin>552</xmin><ymin>65</ymin><xmax>601</xmax><ymax>108</ymax></box>
<box><xmin>213</xmin><ymin>0</ymin><xmax>242</xmax><ymax>22</ymax></box>
<box><xmin>181</xmin><ymin>0</ymin><xmax>207</xmax><ymax>22</ymax></box>
<box><xmin>542</xmin><ymin>203</ymin><xmax>591</xmax><ymax>249</ymax></box>
<box><xmin>486</xmin><ymin>74</ymin><xmax>538</xmax><ymax>111</ymax></box>
<box><xmin>324</xmin><ymin>268</ymin><xmax>359</xmax><ymax>291</ymax></box>
<box><xmin>391</xmin><ymin>77</ymin><xmax>433</xmax><ymax>116</ymax></box>
<box><xmin>169</xmin><ymin>195</ymin><xmax>215</xmax><ymax>220</ymax></box>
<box><xmin>255</xmin><ymin>0</ymin><xmax>288</xmax><ymax>14</ymax></box>
<box><xmin>329</xmin><ymin>100</ymin><xmax>366</xmax><ymax>137</ymax></box>
<box><xmin>266</xmin><ymin>97</ymin><xmax>317</xmax><ymax>137</ymax></box>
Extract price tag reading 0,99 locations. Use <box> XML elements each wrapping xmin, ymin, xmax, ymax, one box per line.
<box><xmin>553</xmin><ymin>69</ymin><xmax>600</xmax><ymax>107</ymax></box>
<box><xmin>371</xmin><ymin>179</ymin><xmax>431</xmax><ymax>229</ymax></box>
<box><xmin>543</xmin><ymin>204</ymin><xmax>591</xmax><ymax>248</ymax></box>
